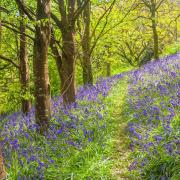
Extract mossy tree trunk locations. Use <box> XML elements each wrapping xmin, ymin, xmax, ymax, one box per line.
<box><xmin>33</xmin><ymin>0</ymin><xmax>51</xmax><ymax>133</ymax></box>
<box><xmin>151</xmin><ymin>0</ymin><xmax>159</xmax><ymax>59</ymax></box>
<box><xmin>82</xmin><ymin>1</ymin><xmax>93</xmax><ymax>85</ymax></box>
<box><xmin>19</xmin><ymin>0</ymin><xmax>31</xmax><ymax>114</ymax></box>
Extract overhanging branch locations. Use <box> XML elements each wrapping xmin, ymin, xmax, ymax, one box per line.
<box><xmin>0</xmin><ymin>55</ymin><xmax>19</xmax><ymax>69</ymax></box>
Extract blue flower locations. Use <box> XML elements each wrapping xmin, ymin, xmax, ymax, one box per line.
<box><xmin>153</xmin><ymin>135</ymin><xmax>163</xmax><ymax>142</ymax></box>
<box><xmin>57</xmin><ymin>128</ymin><xmax>63</xmax><ymax>135</ymax></box>
<box><xmin>29</xmin><ymin>155</ymin><xmax>36</xmax><ymax>161</ymax></box>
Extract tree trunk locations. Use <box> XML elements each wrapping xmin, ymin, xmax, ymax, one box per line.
<box><xmin>61</xmin><ymin>31</ymin><xmax>76</xmax><ymax>105</ymax></box>
<box><xmin>106</xmin><ymin>62</ymin><xmax>111</xmax><ymax>77</ymax></box>
<box><xmin>0</xmin><ymin>146</ymin><xmax>6</xmax><ymax>180</ymax></box>
<box><xmin>19</xmin><ymin>2</ymin><xmax>31</xmax><ymax>114</ymax></box>
<box><xmin>50</xmin><ymin>30</ymin><xmax>76</xmax><ymax>105</ymax></box>
<box><xmin>0</xmin><ymin>20</ymin><xmax>1</xmax><ymax>47</ymax></box>
<box><xmin>175</xmin><ymin>17</ymin><xmax>178</xmax><ymax>41</ymax></box>
<box><xmin>33</xmin><ymin>0</ymin><xmax>51</xmax><ymax>133</ymax></box>
<box><xmin>0</xmin><ymin>5</ymin><xmax>2</xmax><ymax>50</ymax></box>
<box><xmin>82</xmin><ymin>1</ymin><xmax>93</xmax><ymax>85</ymax></box>
<box><xmin>151</xmin><ymin>1</ymin><xmax>159</xmax><ymax>60</ymax></box>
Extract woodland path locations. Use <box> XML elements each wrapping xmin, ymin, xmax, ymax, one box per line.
<box><xmin>107</xmin><ymin>77</ymin><xmax>132</xmax><ymax>179</ymax></box>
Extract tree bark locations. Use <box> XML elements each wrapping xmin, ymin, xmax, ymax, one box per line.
<box><xmin>51</xmin><ymin>0</ymin><xmax>90</xmax><ymax>105</ymax></box>
<box><xmin>0</xmin><ymin>146</ymin><xmax>6</xmax><ymax>180</ymax></box>
<box><xmin>19</xmin><ymin>1</ymin><xmax>31</xmax><ymax>114</ymax></box>
<box><xmin>33</xmin><ymin>0</ymin><xmax>51</xmax><ymax>133</ymax></box>
<box><xmin>57</xmin><ymin>0</ymin><xmax>76</xmax><ymax>105</ymax></box>
<box><xmin>0</xmin><ymin>15</ymin><xmax>1</xmax><ymax>48</ymax></box>
<box><xmin>151</xmin><ymin>0</ymin><xmax>159</xmax><ymax>59</ymax></box>
<box><xmin>50</xmin><ymin>28</ymin><xmax>76</xmax><ymax>105</ymax></box>
<box><xmin>61</xmin><ymin>30</ymin><xmax>76</xmax><ymax>105</ymax></box>
<box><xmin>0</xmin><ymin>3</ymin><xmax>2</xmax><ymax>50</ymax></box>
<box><xmin>82</xmin><ymin>1</ymin><xmax>93</xmax><ymax>85</ymax></box>
<box><xmin>0</xmin><ymin>12</ymin><xmax>6</xmax><ymax>165</ymax></box>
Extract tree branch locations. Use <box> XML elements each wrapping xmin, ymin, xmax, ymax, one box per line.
<box><xmin>90</xmin><ymin>0</ymin><xmax>116</xmax><ymax>41</ymax></box>
<box><xmin>51</xmin><ymin>13</ymin><xmax>64</xmax><ymax>31</ymax></box>
<box><xmin>96</xmin><ymin>0</ymin><xmax>139</xmax><ymax>40</ymax></box>
<box><xmin>73</xmin><ymin>0</ymin><xmax>90</xmax><ymax>22</ymax></box>
<box><xmin>0</xmin><ymin>55</ymin><xmax>19</xmax><ymax>69</ymax></box>
<box><xmin>15</xmin><ymin>0</ymin><xmax>35</xmax><ymax>20</ymax></box>
<box><xmin>0</xmin><ymin>6</ymin><xmax>9</xmax><ymax>14</ymax></box>
<box><xmin>156</xmin><ymin>0</ymin><xmax>165</xmax><ymax>10</ymax></box>
<box><xmin>0</xmin><ymin>63</ymin><xmax>11</xmax><ymax>70</ymax></box>
<box><xmin>141</xmin><ymin>0</ymin><xmax>151</xmax><ymax>9</ymax></box>
<box><xmin>2</xmin><ymin>23</ymin><xmax>34</xmax><ymax>40</ymax></box>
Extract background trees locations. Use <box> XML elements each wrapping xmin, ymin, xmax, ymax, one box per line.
<box><xmin>0</xmin><ymin>0</ymin><xmax>180</xmax><ymax>179</ymax></box>
<box><xmin>0</xmin><ymin>1</ymin><xmax>179</xmax><ymax>178</ymax></box>
<box><xmin>0</xmin><ymin>0</ymin><xmax>179</xmax><ymax>120</ymax></box>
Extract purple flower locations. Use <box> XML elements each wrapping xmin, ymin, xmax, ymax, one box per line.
<box><xmin>10</xmin><ymin>139</ymin><xmax>19</xmax><ymax>150</ymax></box>
<box><xmin>128</xmin><ymin>161</ymin><xmax>138</xmax><ymax>171</ymax></box>
<box><xmin>57</xmin><ymin>128</ymin><xmax>63</xmax><ymax>135</ymax></box>
<box><xmin>144</xmin><ymin>142</ymin><xmax>154</xmax><ymax>151</ymax></box>
<box><xmin>49</xmin><ymin>159</ymin><xmax>55</xmax><ymax>163</ymax></box>
<box><xmin>29</xmin><ymin>155</ymin><xmax>36</xmax><ymax>161</ymax></box>
<box><xmin>97</xmin><ymin>112</ymin><xmax>103</xmax><ymax>120</ymax></box>
<box><xmin>38</xmin><ymin>160</ymin><xmax>45</xmax><ymax>168</ymax></box>
<box><xmin>171</xmin><ymin>72</ymin><xmax>176</xmax><ymax>77</ymax></box>
<box><xmin>153</xmin><ymin>135</ymin><xmax>163</xmax><ymax>142</ymax></box>
<box><xmin>88</xmin><ymin>137</ymin><xmax>93</xmax><ymax>142</ymax></box>
<box><xmin>129</xmin><ymin>126</ymin><xmax>135</xmax><ymax>133</ymax></box>
<box><xmin>165</xmin><ymin>143</ymin><xmax>173</xmax><ymax>154</ymax></box>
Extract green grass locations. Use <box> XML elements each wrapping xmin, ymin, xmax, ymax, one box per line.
<box><xmin>69</xmin><ymin>77</ymin><xmax>131</xmax><ymax>179</ymax></box>
<box><xmin>107</xmin><ymin>77</ymin><xmax>134</xmax><ymax>179</ymax></box>
<box><xmin>3</xmin><ymin>76</ymin><xmax>133</xmax><ymax>180</ymax></box>
<box><xmin>59</xmin><ymin>76</ymin><xmax>131</xmax><ymax>179</ymax></box>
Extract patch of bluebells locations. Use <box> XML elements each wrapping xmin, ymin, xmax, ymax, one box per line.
<box><xmin>0</xmin><ymin>74</ymin><xmax>124</xmax><ymax>179</ymax></box>
<box><xmin>127</xmin><ymin>53</ymin><xmax>180</xmax><ymax>179</ymax></box>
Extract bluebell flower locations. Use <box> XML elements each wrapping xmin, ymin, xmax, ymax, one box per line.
<box><xmin>97</xmin><ymin>112</ymin><xmax>103</xmax><ymax>120</ymax></box>
<box><xmin>29</xmin><ymin>155</ymin><xmax>36</xmax><ymax>161</ymax></box>
<box><xmin>57</xmin><ymin>128</ymin><xmax>63</xmax><ymax>135</ymax></box>
<box><xmin>153</xmin><ymin>135</ymin><xmax>163</xmax><ymax>142</ymax></box>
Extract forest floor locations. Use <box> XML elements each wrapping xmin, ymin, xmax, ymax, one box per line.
<box><xmin>105</xmin><ymin>76</ymin><xmax>133</xmax><ymax>179</ymax></box>
<box><xmin>1</xmin><ymin>54</ymin><xmax>179</xmax><ymax>179</ymax></box>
